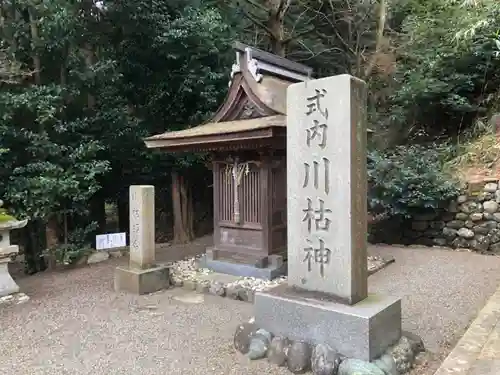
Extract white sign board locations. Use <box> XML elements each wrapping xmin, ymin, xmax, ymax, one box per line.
<box><xmin>96</xmin><ymin>232</ymin><xmax>127</xmax><ymax>250</ymax></box>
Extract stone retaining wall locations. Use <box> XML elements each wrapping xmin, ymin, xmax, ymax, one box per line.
<box><xmin>370</xmin><ymin>180</ymin><xmax>500</xmax><ymax>253</ymax></box>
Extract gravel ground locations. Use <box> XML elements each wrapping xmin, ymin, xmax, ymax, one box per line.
<box><xmin>1</xmin><ymin>242</ymin><xmax>500</xmax><ymax>375</ymax></box>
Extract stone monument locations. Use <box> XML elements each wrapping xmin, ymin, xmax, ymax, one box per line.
<box><xmin>114</xmin><ymin>185</ymin><xmax>170</xmax><ymax>295</ymax></box>
<box><xmin>0</xmin><ymin>203</ymin><xmax>28</xmax><ymax>297</ymax></box>
<box><xmin>254</xmin><ymin>75</ymin><xmax>402</xmax><ymax>361</ymax></box>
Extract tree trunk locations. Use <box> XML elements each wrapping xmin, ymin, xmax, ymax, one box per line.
<box><xmin>83</xmin><ymin>42</ymin><xmax>96</xmax><ymax>109</ymax></box>
<box><xmin>89</xmin><ymin>192</ymin><xmax>106</xmax><ymax>246</ymax></box>
<box><xmin>363</xmin><ymin>0</ymin><xmax>387</xmax><ymax>79</ymax></box>
<box><xmin>267</xmin><ymin>0</ymin><xmax>289</xmax><ymax>56</ymax></box>
<box><xmin>172</xmin><ymin>171</ymin><xmax>194</xmax><ymax>244</ymax></box>
<box><xmin>29</xmin><ymin>3</ymin><xmax>56</xmax><ymax>262</ymax></box>
<box><xmin>28</xmin><ymin>6</ymin><xmax>41</xmax><ymax>85</ymax></box>
<box><xmin>45</xmin><ymin>216</ymin><xmax>59</xmax><ymax>270</ymax></box>
<box><xmin>24</xmin><ymin>219</ymin><xmax>47</xmax><ymax>274</ymax></box>
<box><xmin>60</xmin><ymin>42</ymin><xmax>68</xmax><ymax>86</ymax></box>
<box><xmin>117</xmin><ymin>190</ymin><xmax>129</xmax><ymax>234</ymax></box>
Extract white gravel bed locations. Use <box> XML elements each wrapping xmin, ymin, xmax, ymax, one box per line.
<box><xmin>168</xmin><ymin>255</ymin><xmax>394</xmax><ymax>302</ymax></box>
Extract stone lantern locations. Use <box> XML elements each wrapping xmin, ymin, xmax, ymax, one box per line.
<box><xmin>0</xmin><ymin>201</ymin><xmax>28</xmax><ymax>297</ymax></box>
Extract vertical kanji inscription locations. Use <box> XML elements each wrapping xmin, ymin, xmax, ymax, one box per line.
<box><xmin>303</xmin><ymin>157</ymin><xmax>330</xmax><ymax>195</ymax></box>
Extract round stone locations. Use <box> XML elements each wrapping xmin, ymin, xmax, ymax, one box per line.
<box><xmin>473</xmin><ymin>225</ymin><xmax>489</xmax><ymax>235</ymax></box>
<box><xmin>484</xmin><ymin>182</ymin><xmax>498</xmax><ymax>193</ymax></box>
<box><xmin>248</xmin><ymin>332</ymin><xmax>271</xmax><ymax>360</ymax></box>
<box><xmin>484</xmin><ymin>212</ymin><xmax>495</xmax><ymax>220</ymax></box>
<box><xmin>446</xmin><ymin>220</ymin><xmax>464</xmax><ymax>229</ymax></box>
<box><xmin>493</xmin><ymin>213</ymin><xmax>500</xmax><ymax>222</ymax></box>
<box><xmin>495</xmin><ymin>190</ymin><xmax>500</xmax><ymax>203</ymax></box>
<box><xmin>402</xmin><ymin>331</ymin><xmax>425</xmax><ymax>354</ymax></box>
<box><xmin>470</xmin><ymin>213</ymin><xmax>483</xmax><ymax>221</ymax></box>
<box><xmin>457</xmin><ymin>195</ymin><xmax>468</xmax><ymax>203</ymax></box>
<box><xmin>238</xmin><ymin>288</ymin><xmax>255</xmax><ymax>302</ymax></box>
<box><xmin>233</xmin><ymin>322</ymin><xmax>258</xmax><ymax>354</ymax></box>
<box><xmin>226</xmin><ymin>284</ymin><xmax>244</xmax><ymax>300</ymax></box>
<box><xmin>373</xmin><ymin>354</ymin><xmax>398</xmax><ymax>375</ymax></box>
<box><xmin>267</xmin><ymin>336</ymin><xmax>290</xmax><ymax>366</ymax></box>
<box><xmin>338</xmin><ymin>358</ymin><xmax>385</xmax><ymax>375</ymax></box>
<box><xmin>460</xmin><ymin>202</ymin><xmax>482</xmax><ymax>214</ymax></box>
<box><xmin>471</xmin><ymin>235</ymin><xmax>490</xmax><ymax>251</ymax></box>
<box><xmin>455</xmin><ymin>212</ymin><xmax>468</xmax><ymax>221</ymax></box>
<box><xmin>287</xmin><ymin>341</ymin><xmax>312</xmax><ymax>374</ymax></box>
<box><xmin>490</xmin><ymin>230</ymin><xmax>500</xmax><ymax>244</ymax></box>
<box><xmin>483</xmin><ymin>201</ymin><xmax>499</xmax><ymax>214</ymax></box>
<box><xmin>195</xmin><ymin>281</ymin><xmax>210</xmax><ymax>294</ymax></box>
<box><xmin>478</xmin><ymin>192</ymin><xmax>493</xmax><ymax>202</ymax></box>
<box><xmin>255</xmin><ymin>328</ymin><xmax>272</xmax><ymax>342</ymax></box>
<box><xmin>433</xmin><ymin>238</ymin><xmax>447</xmax><ymax>246</ymax></box>
<box><xmin>389</xmin><ymin>335</ymin><xmax>419</xmax><ymax>374</ymax></box>
<box><xmin>484</xmin><ymin>221</ymin><xmax>498</xmax><ymax>230</ymax></box>
<box><xmin>209</xmin><ymin>281</ymin><xmax>225</xmax><ymax>297</ymax></box>
<box><xmin>311</xmin><ymin>343</ymin><xmax>341</xmax><ymax>375</ymax></box>
<box><xmin>452</xmin><ymin>236</ymin><xmax>470</xmax><ymax>248</ymax></box>
<box><xmin>457</xmin><ymin>228</ymin><xmax>474</xmax><ymax>239</ymax></box>
<box><xmin>442</xmin><ymin>227</ymin><xmax>457</xmax><ymax>238</ymax></box>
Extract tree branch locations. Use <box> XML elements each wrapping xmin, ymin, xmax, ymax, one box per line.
<box><xmin>238</xmin><ymin>6</ymin><xmax>276</xmax><ymax>38</ymax></box>
<box><xmin>283</xmin><ymin>26</ymin><xmax>315</xmax><ymax>44</ymax></box>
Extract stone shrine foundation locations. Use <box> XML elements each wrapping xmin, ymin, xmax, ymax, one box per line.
<box><xmin>254</xmin><ymin>284</ymin><xmax>402</xmax><ymax>361</ymax></box>
<box><xmin>114</xmin><ymin>265</ymin><xmax>169</xmax><ymax>295</ymax></box>
<box><xmin>199</xmin><ymin>249</ymin><xmax>286</xmax><ymax>280</ymax></box>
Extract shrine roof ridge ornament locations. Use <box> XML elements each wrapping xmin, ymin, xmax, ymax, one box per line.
<box><xmin>232</xmin><ymin>42</ymin><xmax>314</xmax><ymax>83</ymax></box>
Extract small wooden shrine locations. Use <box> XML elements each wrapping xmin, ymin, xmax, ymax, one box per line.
<box><xmin>144</xmin><ymin>42</ymin><xmax>313</xmax><ymax>279</ymax></box>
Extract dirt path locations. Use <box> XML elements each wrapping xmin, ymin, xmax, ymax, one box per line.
<box><xmin>1</xmin><ymin>243</ymin><xmax>500</xmax><ymax>374</ymax></box>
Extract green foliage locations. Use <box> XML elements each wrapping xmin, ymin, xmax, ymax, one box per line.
<box><xmin>0</xmin><ymin>0</ymin><xmax>233</xmax><ymax>273</ymax></box>
<box><xmin>2</xmin><ymin>0</ymin><xmax>499</xmax><ymax>262</ymax></box>
<box><xmin>368</xmin><ymin>144</ymin><xmax>461</xmax><ymax>218</ymax></box>
<box><xmin>384</xmin><ymin>0</ymin><xmax>500</xmax><ymax>142</ymax></box>
<box><xmin>47</xmin><ymin>223</ymin><xmax>97</xmax><ymax>265</ymax></box>
<box><xmin>0</xmin><ymin>84</ymin><xmax>109</xmax><ymax>220</ymax></box>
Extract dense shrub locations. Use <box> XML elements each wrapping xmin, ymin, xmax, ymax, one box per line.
<box><xmin>384</xmin><ymin>0</ymin><xmax>500</xmax><ymax>143</ymax></box>
<box><xmin>367</xmin><ymin>144</ymin><xmax>461</xmax><ymax>218</ymax></box>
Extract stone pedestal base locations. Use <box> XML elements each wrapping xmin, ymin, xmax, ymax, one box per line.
<box><xmin>199</xmin><ymin>253</ymin><xmax>286</xmax><ymax>280</ymax></box>
<box><xmin>254</xmin><ymin>284</ymin><xmax>402</xmax><ymax>361</ymax></box>
<box><xmin>114</xmin><ymin>265</ymin><xmax>170</xmax><ymax>295</ymax></box>
<box><xmin>0</xmin><ymin>261</ymin><xmax>20</xmax><ymax>297</ymax></box>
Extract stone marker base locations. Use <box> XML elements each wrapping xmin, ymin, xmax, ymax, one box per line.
<box><xmin>114</xmin><ymin>265</ymin><xmax>170</xmax><ymax>295</ymax></box>
<box><xmin>0</xmin><ymin>260</ymin><xmax>20</xmax><ymax>297</ymax></box>
<box><xmin>199</xmin><ymin>254</ymin><xmax>286</xmax><ymax>280</ymax></box>
<box><xmin>234</xmin><ymin>317</ymin><xmax>424</xmax><ymax>375</ymax></box>
<box><xmin>254</xmin><ymin>284</ymin><xmax>402</xmax><ymax>361</ymax></box>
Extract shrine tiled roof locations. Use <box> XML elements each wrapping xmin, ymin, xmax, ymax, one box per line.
<box><xmin>144</xmin><ymin>115</ymin><xmax>285</xmax><ymax>143</ymax></box>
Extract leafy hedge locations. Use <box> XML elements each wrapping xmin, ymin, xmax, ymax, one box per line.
<box><xmin>367</xmin><ymin>144</ymin><xmax>460</xmax><ymax>218</ymax></box>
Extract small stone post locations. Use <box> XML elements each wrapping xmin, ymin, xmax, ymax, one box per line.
<box><xmin>114</xmin><ymin>185</ymin><xmax>169</xmax><ymax>294</ymax></box>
